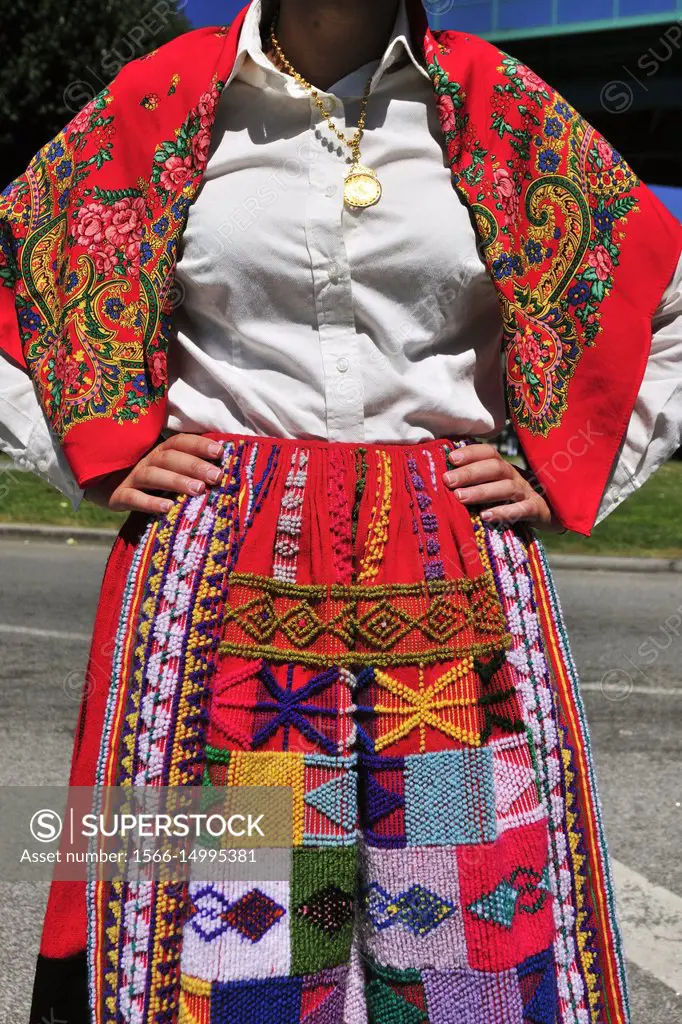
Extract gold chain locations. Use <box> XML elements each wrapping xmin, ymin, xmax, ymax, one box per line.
<box><xmin>268</xmin><ymin>16</ymin><xmax>373</xmax><ymax>166</ymax></box>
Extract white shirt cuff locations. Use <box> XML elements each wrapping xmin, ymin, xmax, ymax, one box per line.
<box><xmin>0</xmin><ymin>352</ymin><xmax>84</xmax><ymax>511</ymax></box>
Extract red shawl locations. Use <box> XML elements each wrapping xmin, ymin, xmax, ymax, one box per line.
<box><xmin>1</xmin><ymin>0</ymin><xmax>680</xmax><ymax>534</ymax></box>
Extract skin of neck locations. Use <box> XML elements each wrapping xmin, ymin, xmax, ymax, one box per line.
<box><xmin>264</xmin><ymin>0</ymin><xmax>403</xmax><ymax>91</ymax></box>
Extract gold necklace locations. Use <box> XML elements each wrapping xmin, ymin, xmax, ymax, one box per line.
<box><xmin>268</xmin><ymin>17</ymin><xmax>382</xmax><ymax>210</ymax></box>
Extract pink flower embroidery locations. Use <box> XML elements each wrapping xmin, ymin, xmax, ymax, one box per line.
<box><xmin>493</xmin><ymin>167</ymin><xmax>520</xmax><ymax>224</ymax></box>
<box><xmin>123</xmin><ymin>241</ymin><xmax>141</xmax><ymax>263</ymax></box>
<box><xmin>436</xmin><ymin>94</ymin><xmax>457</xmax><ymax>134</ymax></box>
<box><xmin>586</xmin><ymin>245</ymin><xmax>614</xmax><ymax>281</ymax></box>
<box><xmin>74</xmin><ymin>197</ymin><xmax>145</xmax><ymax>274</ymax></box>
<box><xmin>104</xmin><ymin>197</ymin><xmax>146</xmax><ymax>248</ymax></box>
<box><xmin>196</xmin><ymin>87</ymin><xmax>219</xmax><ymax>130</ymax></box>
<box><xmin>159</xmin><ymin>154</ymin><xmax>194</xmax><ymax>192</ymax></box>
<box><xmin>515</xmin><ymin>65</ymin><xmax>545</xmax><ymax>94</ymax></box>
<box><xmin>91</xmin><ymin>243</ymin><xmax>118</xmax><ymax>276</ymax></box>
<box><xmin>68</xmin><ymin>98</ymin><xmax>97</xmax><ymax>136</ymax></box>
<box><xmin>73</xmin><ymin>201</ymin><xmax>112</xmax><ymax>248</ymax></box>
<box><xmin>516</xmin><ymin>329</ymin><xmax>541</xmax><ymax>365</ymax></box>
<box><xmin>150</xmin><ymin>351</ymin><xmax>167</xmax><ymax>389</ymax></box>
<box><xmin>54</xmin><ymin>347</ymin><xmax>79</xmax><ymax>389</ymax></box>
<box><xmin>191</xmin><ymin>127</ymin><xmax>211</xmax><ymax>170</ymax></box>
<box><xmin>595</xmin><ymin>137</ymin><xmax>613</xmax><ymax>170</ymax></box>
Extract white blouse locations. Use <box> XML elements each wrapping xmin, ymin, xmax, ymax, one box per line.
<box><xmin>1</xmin><ymin>0</ymin><xmax>681</xmax><ymax>525</ymax></box>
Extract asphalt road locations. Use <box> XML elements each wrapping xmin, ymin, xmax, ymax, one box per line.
<box><xmin>0</xmin><ymin>540</ymin><xmax>680</xmax><ymax>1023</ymax></box>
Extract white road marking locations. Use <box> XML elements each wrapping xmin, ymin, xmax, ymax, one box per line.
<box><xmin>612</xmin><ymin>859</ymin><xmax>682</xmax><ymax>992</ymax></box>
<box><xmin>581</xmin><ymin>682</ymin><xmax>682</xmax><ymax>697</ymax></box>
<box><xmin>0</xmin><ymin>622</ymin><xmax>90</xmax><ymax>643</ymax></box>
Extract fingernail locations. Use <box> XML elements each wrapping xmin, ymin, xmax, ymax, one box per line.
<box><xmin>160</xmin><ymin>500</ymin><xmax>173</xmax><ymax>513</ymax></box>
<box><xmin>207</xmin><ymin>467</ymin><xmax>221</xmax><ymax>483</ymax></box>
<box><xmin>448</xmin><ymin>450</ymin><xmax>462</xmax><ymax>464</ymax></box>
<box><xmin>208</xmin><ymin>442</ymin><xmax>224</xmax><ymax>457</ymax></box>
<box><xmin>189</xmin><ymin>480</ymin><xmax>204</xmax><ymax>494</ymax></box>
<box><xmin>455</xmin><ymin>489</ymin><xmax>466</xmax><ymax>500</ymax></box>
<box><xmin>481</xmin><ymin>510</ymin><xmax>493</xmax><ymax>520</ymax></box>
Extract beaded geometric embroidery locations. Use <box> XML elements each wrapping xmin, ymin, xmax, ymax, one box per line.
<box><xmin>89</xmin><ymin>437</ymin><xmax>628</xmax><ymax>1024</ymax></box>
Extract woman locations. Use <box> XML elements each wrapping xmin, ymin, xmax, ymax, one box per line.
<box><xmin>1</xmin><ymin>0</ymin><xmax>681</xmax><ymax>1022</ymax></box>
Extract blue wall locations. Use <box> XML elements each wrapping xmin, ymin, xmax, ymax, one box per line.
<box><xmin>432</xmin><ymin>0</ymin><xmax>682</xmax><ymax>39</ymax></box>
<box><xmin>186</xmin><ymin>0</ymin><xmax>682</xmax><ymax>33</ymax></box>
<box><xmin>183</xmin><ymin>0</ymin><xmax>445</xmax><ymax>28</ymax></box>
<box><xmin>184</xmin><ymin>0</ymin><xmax>244</xmax><ymax>28</ymax></box>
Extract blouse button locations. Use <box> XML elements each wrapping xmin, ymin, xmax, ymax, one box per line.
<box><xmin>336</xmin><ymin>357</ymin><xmax>349</xmax><ymax>374</ymax></box>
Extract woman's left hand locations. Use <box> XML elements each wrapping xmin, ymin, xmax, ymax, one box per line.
<box><xmin>443</xmin><ymin>443</ymin><xmax>564</xmax><ymax>532</ymax></box>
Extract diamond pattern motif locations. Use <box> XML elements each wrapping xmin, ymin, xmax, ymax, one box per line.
<box><xmin>188</xmin><ymin>886</ymin><xmax>286</xmax><ymax>944</ymax></box>
<box><xmin>295</xmin><ymin>885</ymin><xmax>355</xmax><ymax>937</ymax></box>
<box><xmin>357</xmin><ymin>601</ymin><xmax>412</xmax><ymax>648</ymax></box>
<box><xmin>239</xmin><ymin>594</ymin><xmax>278</xmax><ymax>642</ymax></box>
<box><xmin>364</xmin><ymin>882</ymin><xmax>457</xmax><ymax>937</ymax></box>
<box><xmin>422</xmin><ymin>595</ymin><xmax>467</xmax><ymax>642</ymax></box>
<box><xmin>280</xmin><ymin>602</ymin><xmax>326</xmax><ymax>647</ymax></box>
<box><xmin>220</xmin><ymin>573</ymin><xmax>510</xmax><ymax>668</ymax></box>
<box><xmin>223</xmin><ymin>889</ymin><xmax>287</xmax><ymax>943</ymax></box>
<box><xmin>92</xmin><ymin>435</ymin><xmax>609</xmax><ymax>1019</ymax></box>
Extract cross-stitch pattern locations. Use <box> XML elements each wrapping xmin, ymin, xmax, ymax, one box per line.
<box><xmin>89</xmin><ymin>435</ymin><xmax>628</xmax><ymax>1024</ymax></box>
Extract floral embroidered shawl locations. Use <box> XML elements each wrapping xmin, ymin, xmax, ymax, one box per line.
<box><xmin>0</xmin><ymin>0</ymin><xmax>680</xmax><ymax>534</ymax></box>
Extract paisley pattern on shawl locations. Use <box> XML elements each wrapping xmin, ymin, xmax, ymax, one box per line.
<box><xmin>424</xmin><ymin>42</ymin><xmax>639</xmax><ymax>437</ymax></box>
<box><xmin>0</xmin><ymin>23</ymin><xmax>238</xmax><ymax>485</ymax></box>
<box><xmin>0</xmin><ymin>68</ymin><xmax>223</xmax><ymax>438</ymax></box>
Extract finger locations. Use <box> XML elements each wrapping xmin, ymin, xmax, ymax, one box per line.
<box><xmin>480</xmin><ymin>498</ymin><xmax>539</xmax><ymax>525</ymax></box>
<box><xmin>109</xmin><ymin>487</ymin><xmax>175</xmax><ymax>515</ymax></box>
<box><xmin>452</xmin><ymin>480</ymin><xmax>522</xmax><ymax>506</ymax></box>
<box><xmin>447</xmin><ymin>443</ymin><xmax>499</xmax><ymax>466</ymax></box>
<box><xmin>443</xmin><ymin>457</ymin><xmax>512</xmax><ymax>491</ymax></box>
<box><xmin>145</xmin><ymin>448</ymin><xmax>224</xmax><ymax>486</ymax></box>
<box><xmin>161</xmin><ymin>434</ymin><xmax>225</xmax><ymax>461</ymax></box>
<box><xmin>132</xmin><ymin>465</ymin><xmax>213</xmax><ymax>497</ymax></box>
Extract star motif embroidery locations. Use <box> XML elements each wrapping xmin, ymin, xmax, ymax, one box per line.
<box><xmin>355</xmin><ymin>661</ymin><xmax>482</xmax><ymax>752</ymax></box>
<box><xmin>212</xmin><ymin>659</ymin><xmax>354</xmax><ymax>754</ymax></box>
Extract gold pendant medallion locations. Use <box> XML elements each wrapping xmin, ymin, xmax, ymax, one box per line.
<box><xmin>343</xmin><ymin>164</ymin><xmax>382</xmax><ymax>209</ymax></box>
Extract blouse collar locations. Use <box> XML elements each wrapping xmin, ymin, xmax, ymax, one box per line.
<box><xmin>224</xmin><ymin>0</ymin><xmax>429</xmax><ymax>99</ymax></box>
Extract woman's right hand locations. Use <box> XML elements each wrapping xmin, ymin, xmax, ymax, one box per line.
<box><xmin>85</xmin><ymin>433</ymin><xmax>226</xmax><ymax>514</ymax></box>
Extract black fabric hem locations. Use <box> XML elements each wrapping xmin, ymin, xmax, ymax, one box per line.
<box><xmin>30</xmin><ymin>951</ymin><xmax>89</xmax><ymax>1024</ymax></box>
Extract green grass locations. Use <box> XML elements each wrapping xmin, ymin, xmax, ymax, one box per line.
<box><xmin>0</xmin><ymin>458</ymin><xmax>680</xmax><ymax>557</ymax></box>
<box><xmin>0</xmin><ymin>465</ymin><xmax>125</xmax><ymax>529</ymax></box>
<box><xmin>541</xmin><ymin>460</ymin><xmax>682</xmax><ymax>558</ymax></box>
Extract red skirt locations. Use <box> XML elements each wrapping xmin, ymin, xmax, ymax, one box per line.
<box><xmin>31</xmin><ymin>434</ymin><xmax>629</xmax><ymax>1024</ymax></box>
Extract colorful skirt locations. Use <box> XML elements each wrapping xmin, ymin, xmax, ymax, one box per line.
<box><xmin>31</xmin><ymin>434</ymin><xmax>629</xmax><ymax>1024</ymax></box>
